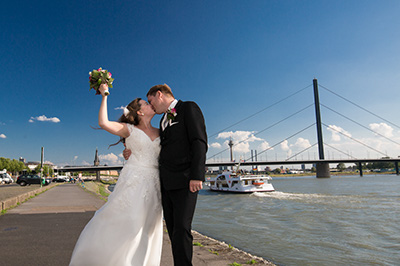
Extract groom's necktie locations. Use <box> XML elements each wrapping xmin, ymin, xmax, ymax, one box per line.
<box><xmin>162</xmin><ymin>113</ymin><xmax>168</xmax><ymax>130</ymax></box>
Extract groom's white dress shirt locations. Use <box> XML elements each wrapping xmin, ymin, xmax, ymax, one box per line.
<box><xmin>162</xmin><ymin>99</ymin><xmax>178</xmax><ymax>131</ymax></box>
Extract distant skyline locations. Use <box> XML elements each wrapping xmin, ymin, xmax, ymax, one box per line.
<box><xmin>2</xmin><ymin>0</ymin><xmax>400</xmax><ymax>167</ymax></box>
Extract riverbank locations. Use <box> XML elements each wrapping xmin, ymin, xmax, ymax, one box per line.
<box><xmin>80</xmin><ymin>181</ymin><xmax>275</xmax><ymax>265</ymax></box>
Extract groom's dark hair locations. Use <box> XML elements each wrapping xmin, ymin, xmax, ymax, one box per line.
<box><xmin>147</xmin><ymin>84</ymin><xmax>174</xmax><ymax>98</ymax></box>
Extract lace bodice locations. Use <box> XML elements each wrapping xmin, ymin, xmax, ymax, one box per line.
<box><xmin>125</xmin><ymin>124</ymin><xmax>160</xmax><ymax>168</ymax></box>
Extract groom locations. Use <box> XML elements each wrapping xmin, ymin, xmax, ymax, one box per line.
<box><xmin>124</xmin><ymin>84</ymin><xmax>207</xmax><ymax>266</ymax></box>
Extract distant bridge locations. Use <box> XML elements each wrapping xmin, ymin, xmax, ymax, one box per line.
<box><xmin>57</xmin><ymin>158</ymin><xmax>400</xmax><ymax>177</ymax></box>
<box><xmin>58</xmin><ymin>79</ymin><xmax>400</xmax><ymax>178</ymax></box>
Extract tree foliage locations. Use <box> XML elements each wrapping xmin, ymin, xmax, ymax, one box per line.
<box><xmin>336</xmin><ymin>163</ymin><xmax>346</xmax><ymax>172</ymax></box>
<box><xmin>273</xmin><ymin>168</ymin><xmax>282</xmax><ymax>174</ymax></box>
<box><xmin>0</xmin><ymin>157</ymin><xmax>27</xmax><ymax>174</ymax></box>
<box><xmin>35</xmin><ymin>164</ymin><xmax>54</xmax><ymax>177</ymax></box>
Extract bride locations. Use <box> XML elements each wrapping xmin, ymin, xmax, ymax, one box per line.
<box><xmin>70</xmin><ymin>84</ymin><xmax>163</xmax><ymax>266</ymax></box>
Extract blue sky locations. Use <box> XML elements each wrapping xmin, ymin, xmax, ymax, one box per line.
<box><xmin>1</xmin><ymin>0</ymin><xmax>400</xmax><ymax>167</ymax></box>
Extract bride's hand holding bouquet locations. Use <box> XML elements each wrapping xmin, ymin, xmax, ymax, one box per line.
<box><xmin>99</xmin><ymin>84</ymin><xmax>109</xmax><ymax>97</ymax></box>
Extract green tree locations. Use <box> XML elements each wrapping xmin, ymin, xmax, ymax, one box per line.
<box><xmin>273</xmin><ymin>168</ymin><xmax>281</xmax><ymax>174</ymax></box>
<box><xmin>35</xmin><ymin>164</ymin><xmax>54</xmax><ymax>177</ymax></box>
<box><xmin>337</xmin><ymin>163</ymin><xmax>346</xmax><ymax>172</ymax></box>
<box><xmin>0</xmin><ymin>157</ymin><xmax>27</xmax><ymax>175</ymax></box>
<box><xmin>367</xmin><ymin>159</ymin><xmax>394</xmax><ymax>170</ymax></box>
<box><xmin>0</xmin><ymin>157</ymin><xmax>10</xmax><ymax>171</ymax></box>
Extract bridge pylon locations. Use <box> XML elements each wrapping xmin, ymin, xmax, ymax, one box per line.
<box><xmin>313</xmin><ymin>78</ymin><xmax>330</xmax><ymax>178</ymax></box>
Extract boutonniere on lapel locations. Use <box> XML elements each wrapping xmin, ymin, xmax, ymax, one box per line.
<box><xmin>166</xmin><ymin>107</ymin><xmax>177</xmax><ymax>122</ymax></box>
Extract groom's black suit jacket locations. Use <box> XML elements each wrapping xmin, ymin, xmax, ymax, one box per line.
<box><xmin>159</xmin><ymin>100</ymin><xmax>207</xmax><ymax>190</ymax></box>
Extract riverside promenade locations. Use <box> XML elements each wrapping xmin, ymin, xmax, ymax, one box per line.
<box><xmin>0</xmin><ymin>183</ymin><xmax>274</xmax><ymax>266</ymax></box>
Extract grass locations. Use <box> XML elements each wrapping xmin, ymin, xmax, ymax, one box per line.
<box><xmin>193</xmin><ymin>242</ymin><xmax>204</xmax><ymax>247</ymax></box>
<box><xmin>79</xmin><ymin>181</ymin><xmax>109</xmax><ymax>201</ymax></box>
<box><xmin>208</xmin><ymin>249</ymin><xmax>219</xmax><ymax>255</ymax></box>
<box><xmin>228</xmin><ymin>263</ymin><xmax>241</xmax><ymax>266</ymax></box>
<box><xmin>98</xmin><ymin>183</ymin><xmax>110</xmax><ymax>197</ymax></box>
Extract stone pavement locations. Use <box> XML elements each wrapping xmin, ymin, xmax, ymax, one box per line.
<box><xmin>0</xmin><ymin>184</ymin><xmax>274</xmax><ymax>266</ymax></box>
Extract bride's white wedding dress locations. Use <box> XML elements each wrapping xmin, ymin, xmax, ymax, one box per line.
<box><xmin>70</xmin><ymin>124</ymin><xmax>163</xmax><ymax>266</ymax></box>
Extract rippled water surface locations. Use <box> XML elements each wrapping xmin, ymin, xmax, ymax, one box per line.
<box><xmin>193</xmin><ymin>175</ymin><xmax>400</xmax><ymax>265</ymax></box>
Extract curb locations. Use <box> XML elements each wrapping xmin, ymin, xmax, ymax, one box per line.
<box><xmin>1</xmin><ymin>183</ymin><xmax>58</xmax><ymax>212</ymax></box>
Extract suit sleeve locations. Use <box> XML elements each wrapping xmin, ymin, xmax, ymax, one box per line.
<box><xmin>183</xmin><ymin>102</ymin><xmax>208</xmax><ymax>181</ymax></box>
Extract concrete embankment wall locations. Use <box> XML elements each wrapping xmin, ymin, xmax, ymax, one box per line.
<box><xmin>1</xmin><ymin>184</ymin><xmax>58</xmax><ymax>212</ymax></box>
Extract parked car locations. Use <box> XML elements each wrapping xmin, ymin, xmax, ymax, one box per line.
<box><xmin>0</xmin><ymin>173</ymin><xmax>14</xmax><ymax>184</ymax></box>
<box><xmin>16</xmin><ymin>174</ymin><xmax>51</xmax><ymax>186</ymax></box>
<box><xmin>52</xmin><ymin>176</ymin><xmax>69</xmax><ymax>183</ymax></box>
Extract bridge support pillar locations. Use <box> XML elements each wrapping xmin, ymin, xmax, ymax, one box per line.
<box><xmin>96</xmin><ymin>171</ymin><xmax>100</xmax><ymax>181</ymax></box>
<box><xmin>395</xmin><ymin>162</ymin><xmax>399</xmax><ymax>175</ymax></box>
<box><xmin>358</xmin><ymin>162</ymin><xmax>363</xmax><ymax>177</ymax></box>
<box><xmin>316</xmin><ymin>162</ymin><xmax>330</xmax><ymax>178</ymax></box>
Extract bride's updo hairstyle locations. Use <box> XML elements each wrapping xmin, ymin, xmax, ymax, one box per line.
<box><xmin>118</xmin><ymin>98</ymin><xmax>142</xmax><ymax>125</ymax></box>
<box><xmin>109</xmin><ymin>98</ymin><xmax>142</xmax><ymax>148</ymax></box>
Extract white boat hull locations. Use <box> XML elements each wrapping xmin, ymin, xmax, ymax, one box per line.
<box><xmin>206</xmin><ymin>172</ymin><xmax>275</xmax><ymax>193</ymax></box>
<box><xmin>209</xmin><ymin>184</ymin><xmax>275</xmax><ymax>193</ymax></box>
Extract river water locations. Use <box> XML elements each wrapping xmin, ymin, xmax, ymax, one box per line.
<box><xmin>193</xmin><ymin>174</ymin><xmax>400</xmax><ymax>265</ymax></box>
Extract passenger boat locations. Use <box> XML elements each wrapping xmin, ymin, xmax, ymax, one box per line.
<box><xmin>205</xmin><ymin>170</ymin><xmax>275</xmax><ymax>193</ymax></box>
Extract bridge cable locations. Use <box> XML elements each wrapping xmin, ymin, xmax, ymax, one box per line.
<box><xmin>321</xmin><ymin>122</ymin><xmax>388</xmax><ymax>157</ymax></box>
<box><xmin>243</xmin><ymin>123</ymin><xmax>316</xmax><ymax>162</ymax></box>
<box><xmin>323</xmin><ymin>143</ymin><xmax>358</xmax><ymax>160</ymax></box>
<box><xmin>321</xmin><ymin>103</ymin><xmax>400</xmax><ymax>147</ymax></box>
<box><xmin>285</xmin><ymin>142</ymin><xmax>318</xmax><ymax>161</ymax></box>
<box><xmin>320</xmin><ymin>84</ymin><xmax>400</xmax><ymax>130</ymax></box>
<box><xmin>208</xmin><ymin>84</ymin><xmax>312</xmax><ymax>139</ymax></box>
<box><xmin>207</xmin><ymin>104</ymin><xmax>314</xmax><ymax>160</ymax></box>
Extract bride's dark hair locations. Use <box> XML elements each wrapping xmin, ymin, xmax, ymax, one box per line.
<box><xmin>109</xmin><ymin>98</ymin><xmax>142</xmax><ymax>147</ymax></box>
<box><xmin>118</xmin><ymin>98</ymin><xmax>142</xmax><ymax>125</ymax></box>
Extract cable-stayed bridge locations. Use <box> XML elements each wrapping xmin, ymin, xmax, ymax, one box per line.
<box><xmin>59</xmin><ymin>79</ymin><xmax>400</xmax><ymax>178</ymax></box>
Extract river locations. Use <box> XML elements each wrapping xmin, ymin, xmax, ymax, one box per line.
<box><xmin>193</xmin><ymin>174</ymin><xmax>400</xmax><ymax>265</ymax></box>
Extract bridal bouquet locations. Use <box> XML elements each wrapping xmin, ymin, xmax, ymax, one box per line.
<box><xmin>89</xmin><ymin>67</ymin><xmax>114</xmax><ymax>95</ymax></box>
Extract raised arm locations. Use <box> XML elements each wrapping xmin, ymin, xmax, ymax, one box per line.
<box><xmin>98</xmin><ymin>84</ymin><xmax>130</xmax><ymax>138</ymax></box>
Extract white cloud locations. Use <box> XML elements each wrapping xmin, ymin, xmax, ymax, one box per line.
<box><xmin>210</xmin><ymin>142</ymin><xmax>222</xmax><ymax>148</ymax></box>
<box><xmin>73</xmin><ymin>156</ymin><xmax>78</xmax><ymax>160</ymax></box>
<box><xmin>81</xmin><ymin>161</ymin><xmax>91</xmax><ymax>166</ymax></box>
<box><xmin>369</xmin><ymin>122</ymin><xmax>393</xmax><ymax>138</ymax></box>
<box><xmin>293</xmin><ymin>137</ymin><xmax>311</xmax><ymax>149</ymax></box>
<box><xmin>227</xmin><ymin>141</ymin><xmax>250</xmax><ymax>153</ymax></box>
<box><xmin>217</xmin><ymin>131</ymin><xmax>265</xmax><ymax>153</ymax></box>
<box><xmin>280</xmin><ymin>140</ymin><xmax>292</xmax><ymax>158</ymax></box>
<box><xmin>99</xmin><ymin>153</ymin><xmax>122</xmax><ymax>165</ymax></box>
<box><xmin>280</xmin><ymin>140</ymin><xmax>290</xmax><ymax>151</ymax></box>
<box><xmin>327</xmin><ymin>125</ymin><xmax>351</xmax><ymax>142</ymax></box>
<box><xmin>259</xmin><ymin>141</ymin><xmax>271</xmax><ymax>151</ymax></box>
<box><xmin>29</xmin><ymin>115</ymin><xmax>60</xmax><ymax>123</ymax></box>
<box><xmin>0</xmin><ymin>134</ymin><xmax>6</xmax><ymax>139</ymax></box>
<box><xmin>276</xmin><ymin>138</ymin><xmax>312</xmax><ymax>159</ymax></box>
<box><xmin>217</xmin><ymin>131</ymin><xmax>263</xmax><ymax>142</ymax></box>
<box><xmin>280</xmin><ymin>139</ymin><xmax>293</xmax><ymax>158</ymax></box>
<box><xmin>115</xmin><ymin>106</ymin><xmax>125</xmax><ymax>110</ymax></box>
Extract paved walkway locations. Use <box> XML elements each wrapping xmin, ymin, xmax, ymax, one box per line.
<box><xmin>0</xmin><ymin>184</ymin><xmax>266</xmax><ymax>266</ymax></box>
